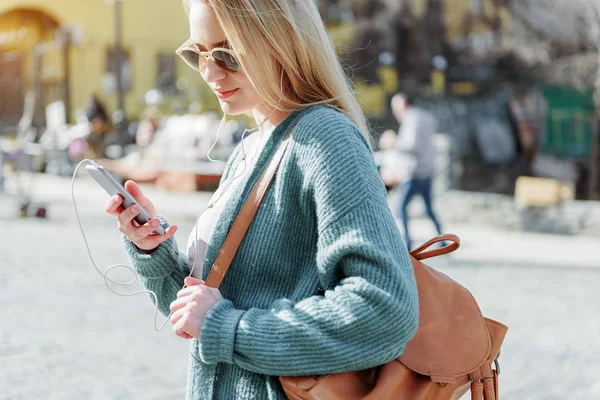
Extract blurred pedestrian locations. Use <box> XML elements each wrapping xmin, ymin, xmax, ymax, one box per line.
<box><xmin>104</xmin><ymin>1</ymin><xmax>419</xmax><ymax>400</ymax></box>
<box><xmin>84</xmin><ymin>93</ymin><xmax>110</xmax><ymax>157</ymax></box>
<box><xmin>391</xmin><ymin>93</ymin><xmax>443</xmax><ymax>250</ymax></box>
<box><xmin>135</xmin><ymin>106</ymin><xmax>161</xmax><ymax>150</ymax></box>
<box><xmin>376</xmin><ymin>129</ymin><xmax>403</xmax><ymax>190</ymax></box>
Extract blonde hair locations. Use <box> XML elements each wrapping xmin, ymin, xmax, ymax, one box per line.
<box><xmin>183</xmin><ymin>0</ymin><xmax>371</xmax><ymax>145</ymax></box>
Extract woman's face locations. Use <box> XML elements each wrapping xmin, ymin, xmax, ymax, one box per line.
<box><xmin>188</xmin><ymin>2</ymin><xmax>263</xmax><ymax>115</ymax></box>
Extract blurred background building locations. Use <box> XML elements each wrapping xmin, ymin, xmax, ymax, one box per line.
<box><xmin>0</xmin><ymin>0</ymin><xmax>218</xmax><ymax>130</ymax></box>
<box><xmin>0</xmin><ymin>0</ymin><xmax>598</xmax><ymax>200</ymax></box>
<box><xmin>321</xmin><ymin>0</ymin><xmax>599</xmax><ymax>201</ymax></box>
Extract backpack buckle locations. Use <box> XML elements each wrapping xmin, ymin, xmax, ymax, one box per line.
<box><xmin>493</xmin><ymin>352</ymin><xmax>501</xmax><ymax>376</ymax></box>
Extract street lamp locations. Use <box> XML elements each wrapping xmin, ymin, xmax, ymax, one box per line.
<box><xmin>106</xmin><ymin>0</ymin><xmax>126</xmax><ymax>157</ymax></box>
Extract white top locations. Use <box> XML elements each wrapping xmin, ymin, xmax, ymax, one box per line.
<box><xmin>186</xmin><ymin>125</ymin><xmax>274</xmax><ymax>278</ymax></box>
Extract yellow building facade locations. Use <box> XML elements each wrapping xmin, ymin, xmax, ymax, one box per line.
<box><xmin>0</xmin><ymin>0</ymin><xmax>511</xmax><ymax>125</ymax></box>
<box><xmin>0</xmin><ymin>0</ymin><xmax>205</xmax><ymax>125</ymax></box>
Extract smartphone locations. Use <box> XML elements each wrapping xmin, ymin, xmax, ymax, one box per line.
<box><xmin>85</xmin><ymin>163</ymin><xmax>166</xmax><ymax>235</ymax></box>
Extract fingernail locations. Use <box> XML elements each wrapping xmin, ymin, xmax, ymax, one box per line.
<box><xmin>131</xmin><ymin>206</ymin><xmax>139</xmax><ymax>213</ymax></box>
<box><xmin>151</xmin><ymin>219</ymin><xmax>160</xmax><ymax>227</ymax></box>
<box><xmin>112</xmin><ymin>195</ymin><xmax>119</xmax><ymax>203</ymax></box>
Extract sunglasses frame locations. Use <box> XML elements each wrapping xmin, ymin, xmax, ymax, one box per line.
<box><xmin>175</xmin><ymin>39</ymin><xmax>240</xmax><ymax>73</ymax></box>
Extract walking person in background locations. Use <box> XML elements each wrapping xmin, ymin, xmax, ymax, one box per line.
<box><xmin>84</xmin><ymin>93</ymin><xmax>111</xmax><ymax>157</ymax></box>
<box><xmin>391</xmin><ymin>93</ymin><xmax>443</xmax><ymax>250</ymax></box>
<box><xmin>104</xmin><ymin>1</ymin><xmax>419</xmax><ymax>399</ymax></box>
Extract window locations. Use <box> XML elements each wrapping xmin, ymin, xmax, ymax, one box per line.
<box><xmin>471</xmin><ymin>0</ymin><xmax>484</xmax><ymax>15</ymax></box>
<box><xmin>104</xmin><ymin>48</ymin><xmax>132</xmax><ymax>92</ymax></box>
<box><xmin>0</xmin><ymin>51</ymin><xmax>25</xmax><ymax>125</ymax></box>
<box><xmin>157</xmin><ymin>53</ymin><xmax>177</xmax><ymax>93</ymax></box>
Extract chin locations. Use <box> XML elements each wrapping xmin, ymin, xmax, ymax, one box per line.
<box><xmin>219</xmin><ymin>99</ymin><xmax>252</xmax><ymax>116</ymax></box>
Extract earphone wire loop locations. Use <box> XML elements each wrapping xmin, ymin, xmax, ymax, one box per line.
<box><xmin>71</xmin><ymin>69</ymin><xmax>286</xmax><ymax>333</ymax></box>
<box><xmin>71</xmin><ymin>159</ymin><xmax>173</xmax><ymax>331</ymax></box>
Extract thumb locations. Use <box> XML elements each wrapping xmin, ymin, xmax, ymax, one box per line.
<box><xmin>184</xmin><ymin>276</ymin><xmax>205</xmax><ymax>287</ymax></box>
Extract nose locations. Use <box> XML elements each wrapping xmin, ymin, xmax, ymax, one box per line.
<box><xmin>202</xmin><ymin>58</ymin><xmax>227</xmax><ymax>83</ymax></box>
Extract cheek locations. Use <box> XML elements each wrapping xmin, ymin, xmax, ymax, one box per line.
<box><xmin>234</xmin><ymin>74</ymin><xmax>261</xmax><ymax>104</ymax></box>
<box><xmin>232</xmin><ymin>73</ymin><xmax>251</xmax><ymax>91</ymax></box>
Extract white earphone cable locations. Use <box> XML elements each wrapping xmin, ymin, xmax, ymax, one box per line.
<box><xmin>72</xmin><ymin>69</ymin><xmax>285</xmax><ymax>331</ymax></box>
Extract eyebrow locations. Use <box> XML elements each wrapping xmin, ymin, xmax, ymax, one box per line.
<box><xmin>195</xmin><ymin>40</ymin><xmax>229</xmax><ymax>51</ymax></box>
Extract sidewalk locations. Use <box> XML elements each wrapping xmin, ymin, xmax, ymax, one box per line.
<box><xmin>2</xmin><ymin>172</ymin><xmax>598</xmax><ymax>270</ymax></box>
<box><xmin>1</xmin><ymin>172</ymin><xmax>599</xmax><ymax>399</ymax></box>
<box><xmin>410</xmin><ymin>221</ymin><xmax>599</xmax><ymax>270</ymax></box>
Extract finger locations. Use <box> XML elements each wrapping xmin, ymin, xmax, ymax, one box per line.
<box><xmin>127</xmin><ymin>217</ymin><xmax>163</xmax><ymax>242</ymax></box>
<box><xmin>176</xmin><ymin>284</ymin><xmax>206</xmax><ymax>299</ymax></box>
<box><xmin>136</xmin><ymin>225</ymin><xmax>178</xmax><ymax>248</ymax></box>
<box><xmin>170</xmin><ymin>307</ymin><xmax>187</xmax><ymax>325</ymax></box>
<box><xmin>105</xmin><ymin>195</ymin><xmax>124</xmax><ymax>216</ymax></box>
<box><xmin>174</xmin><ymin>329</ymin><xmax>192</xmax><ymax>340</ymax></box>
<box><xmin>169</xmin><ymin>279</ymin><xmax>205</xmax><ymax>313</ymax></box>
<box><xmin>118</xmin><ymin>204</ymin><xmax>141</xmax><ymax>226</ymax></box>
<box><xmin>173</xmin><ymin>315</ymin><xmax>191</xmax><ymax>338</ymax></box>
<box><xmin>169</xmin><ymin>296</ymin><xmax>190</xmax><ymax>313</ymax></box>
<box><xmin>124</xmin><ymin>181</ymin><xmax>156</xmax><ymax>216</ymax></box>
<box><xmin>184</xmin><ymin>277</ymin><xmax>205</xmax><ymax>287</ymax></box>
<box><xmin>176</xmin><ymin>287</ymin><xmax>198</xmax><ymax>300</ymax></box>
<box><xmin>117</xmin><ymin>205</ymin><xmax>140</xmax><ymax>237</ymax></box>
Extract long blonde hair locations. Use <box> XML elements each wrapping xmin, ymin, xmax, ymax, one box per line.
<box><xmin>183</xmin><ymin>0</ymin><xmax>371</xmax><ymax>145</ymax></box>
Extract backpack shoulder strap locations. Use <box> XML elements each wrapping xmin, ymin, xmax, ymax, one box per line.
<box><xmin>205</xmin><ymin>131</ymin><xmax>292</xmax><ymax>289</ymax></box>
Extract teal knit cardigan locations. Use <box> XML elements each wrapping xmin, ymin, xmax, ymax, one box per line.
<box><xmin>122</xmin><ymin>105</ymin><xmax>419</xmax><ymax>400</ymax></box>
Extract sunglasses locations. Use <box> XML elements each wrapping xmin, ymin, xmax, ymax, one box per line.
<box><xmin>175</xmin><ymin>39</ymin><xmax>241</xmax><ymax>73</ymax></box>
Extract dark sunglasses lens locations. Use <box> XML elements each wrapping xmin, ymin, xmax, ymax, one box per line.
<box><xmin>181</xmin><ymin>50</ymin><xmax>200</xmax><ymax>70</ymax></box>
<box><xmin>213</xmin><ymin>50</ymin><xmax>240</xmax><ymax>72</ymax></box>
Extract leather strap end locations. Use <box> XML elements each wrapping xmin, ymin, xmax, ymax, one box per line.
<box><xmin>493</xmin><ymin>370</ymin><xmax>499</xmax><ymax>400</ymax></box>
<box><xmin>471</xmin><ymin>381</ymin><xmax>484</xmax><ymax>400</ymax></box>
<box><xmin>409</xmin><ymin>233</ymin><xmax>460</xmax><ymax>260</ymax></box>
<box><xmin>483</xmin><ymin>377</ymin><xmax>496</xmax><ymax>400</ymax></box>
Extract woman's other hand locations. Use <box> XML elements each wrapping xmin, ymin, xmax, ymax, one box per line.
<box><xmin>169</xmin><ymin>277</ymin><xmax>224</xmax><ymax>340</ymax></box>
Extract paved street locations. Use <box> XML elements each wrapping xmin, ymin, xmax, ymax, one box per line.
<box><xmin>1</xmin><ymin>173</ymin><xmax>599</xmax><ymax>399</ymax></box>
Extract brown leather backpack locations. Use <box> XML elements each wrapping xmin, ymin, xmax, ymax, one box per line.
<box><xmin>279</xmin><ymin>234</ymin><xmax>508</xmax><ymax>400</ymax></box>
<box><xmin>205</xmin><ymin>134</ymin><xmax>508</xmax><ymax>400</ymax></box>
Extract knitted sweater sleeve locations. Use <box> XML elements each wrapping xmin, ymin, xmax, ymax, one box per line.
<box><xmin>197</xmin><ymin>111</ymin><xmax>420</xmax><ymax>376</ymax></box>
<box><xmin>121</xmin><ymin>217</ymin><xmax>190</xmax><ymax>316</ymax></box>
<box><xmin>119</xmin><ymin>141</ymin><xmax>247</xmax><ymax>316</ymax></box>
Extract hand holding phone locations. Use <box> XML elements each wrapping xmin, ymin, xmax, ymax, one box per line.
<box><xmin>87</xmin><ymin>163</ymin><xmax>178</xmax><ymax>251</ymax></box>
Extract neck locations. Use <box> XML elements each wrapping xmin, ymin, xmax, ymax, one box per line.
<box><xmin>253</xmin><ymin>104</ymin><xmax>290</xmax><ymax>135</ymax></box>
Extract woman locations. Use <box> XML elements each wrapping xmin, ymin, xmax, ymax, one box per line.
<box><xmin>105</xmin><ymin>1</ymin><xmax>419</xmax><ymax>399</ymax></box>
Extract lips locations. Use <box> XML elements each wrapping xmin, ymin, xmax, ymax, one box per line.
<box><xmin>215</xmin><ymin>88</ymin><xmax>239</xmax><ymax>100</ymax></box>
